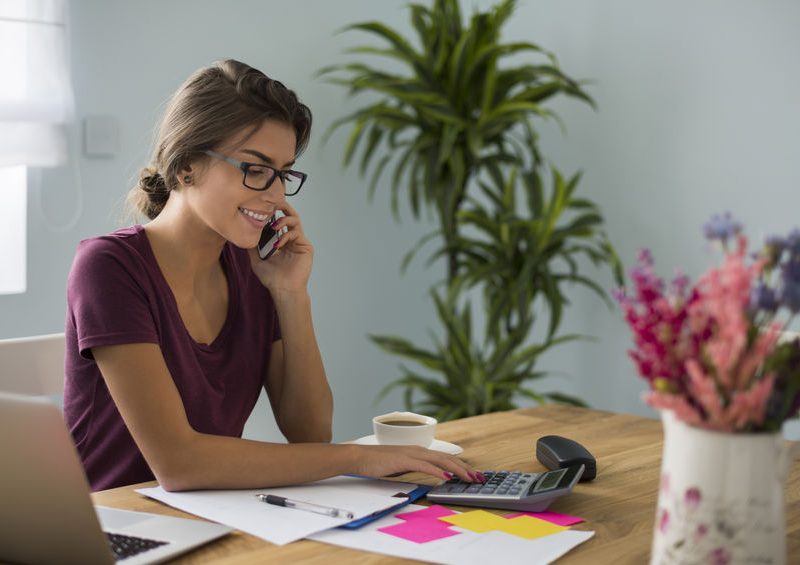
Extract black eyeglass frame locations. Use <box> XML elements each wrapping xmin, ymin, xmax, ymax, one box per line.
<box><xmin>204</xmin><ymin>150</ymin><xmax>307</xmax><ymax>196</ymax></box>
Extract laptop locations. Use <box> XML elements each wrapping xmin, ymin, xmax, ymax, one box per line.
<box><xmin>0</xmin><ymin>392</ymin><xmax>232</xmax><ymax>564</ymax></box>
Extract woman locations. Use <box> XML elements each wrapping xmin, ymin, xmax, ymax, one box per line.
<box><xmin>63</xmin><ymin>59</ymin><xmax>478</xmax><ymax>491</ymax></box>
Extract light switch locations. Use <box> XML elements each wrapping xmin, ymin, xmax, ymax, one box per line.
<box><xmin>83</xmin><ymin>115</ymin><xmax>119</xmax><ymax>157</ymax></box>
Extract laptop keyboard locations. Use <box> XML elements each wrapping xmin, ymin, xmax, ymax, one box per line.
<box><xmin>106</xmin><ymin>532</ymin><xmax>168</xmax><ymax>560</ymax></box>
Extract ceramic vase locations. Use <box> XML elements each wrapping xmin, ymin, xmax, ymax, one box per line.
<box><xmin>650</xmin><ymin>410</ymin><xmax>795</xmax><ymax>565</ymax></box>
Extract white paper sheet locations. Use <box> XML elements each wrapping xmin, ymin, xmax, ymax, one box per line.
<box><xmin>137</xmin><ymin>476</ymin><xmax>417</xmax><ymax>545</ymax></box>
<box><xmin>309</xmin><ymin>503</ymin><xmax>595</xmax><ymax>564</ymax></box>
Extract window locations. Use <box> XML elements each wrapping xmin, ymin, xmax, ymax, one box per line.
<box><xmin>0</xmin><ymin>167</ymin><xmax>26</xmax><ymax>294</ymax></box>
<box><xmin>0</xmin><ymin>0</ymin><xmax>72</xmax><ymax>293</ymax></box>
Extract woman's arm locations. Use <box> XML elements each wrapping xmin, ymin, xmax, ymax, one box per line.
<box><xmin>93</xmin><ymin>342</ymin><xmax>476</xmax><ymax>491</ymax></box>
<box><xmin>264</xmin><ymin>290</ymin><xmax>332</xmax><ymax>442</ymax></box>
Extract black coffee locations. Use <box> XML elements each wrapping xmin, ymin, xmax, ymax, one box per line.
<box><xmin>381</xmin><ymin>420</ymin><xmax>425</xmax><ymax>426</ymax></box>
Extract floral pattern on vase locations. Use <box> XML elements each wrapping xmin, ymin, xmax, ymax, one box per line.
<box><xmin>650</xmin><ymin>410</ymin><xmax>790</xmax><ymax>565</ymax></box>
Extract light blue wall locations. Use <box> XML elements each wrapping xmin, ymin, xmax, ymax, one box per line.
<box><xmin>2</xmin><ymin>0</ymin><xmax>798</xmax><ymax>442</ymax></box>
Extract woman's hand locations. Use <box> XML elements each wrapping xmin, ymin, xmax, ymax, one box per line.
<box><xmin>249</xmin><ymin>202</ymin><xmax>313</xmax><ymax>294</ymax></box>
<box><xmin>351</xmin><ymin>445</ymin><xmax>482</xmax><ymax>483</ymax></box>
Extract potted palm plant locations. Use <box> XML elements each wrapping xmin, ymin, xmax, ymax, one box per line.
<box><xmin>321</xmin><ymin>0</ymin><xmax>622</xmax><ymax>420</ymax></box>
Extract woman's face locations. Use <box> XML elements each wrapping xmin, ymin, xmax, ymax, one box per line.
<box><xmin>186</xmin><ymin>119</ymin><xmax>297</xmax><ymax>249</ymax></box>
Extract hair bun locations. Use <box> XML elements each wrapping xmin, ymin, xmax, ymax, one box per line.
<box><xmin>139</xmin><ymin>168</ymin><xmax>168</xmax><ymax>196</ymax></box>
<box><xmin>135</xmin><ymin>167</ymin><xmax>170</xmax><ymax>220</ymax></box>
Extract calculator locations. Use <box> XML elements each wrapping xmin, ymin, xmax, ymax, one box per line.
<box><xmin>426</xmin><ymin>464</ymin><xmax>585</xmax><ymax>512</ymax></box>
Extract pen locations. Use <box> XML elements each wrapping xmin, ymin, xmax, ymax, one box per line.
<box><xmin>256</xmin><ymin>494</ymin><xmax>355</xmax><ymax>520</ymax></box>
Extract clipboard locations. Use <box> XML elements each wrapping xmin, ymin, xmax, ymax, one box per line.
<box><xmin>338</xmin><ymin>484</ymin><xmax>431</xmax><ymax>529</ymax></box>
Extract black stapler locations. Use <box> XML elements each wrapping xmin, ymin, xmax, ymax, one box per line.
<box><xmin>536</xmin><ymin>435</ymin><xmax>597</xmax><ymax>482</ymax></box>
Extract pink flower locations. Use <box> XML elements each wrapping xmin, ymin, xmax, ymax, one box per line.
<box><xmin>708</xmin><ymin>547</ymin><xmax>731</xmax><ymax>565</ymax></box>
<box><xmin>684</xmin><ymin>487</ymin><xmax>701</xmax><ymax>510</ymax></box>
<box><xmin>695</xmin><ymin>524</ymin><xmax>708</xmax><ymax>540</ymax></box>
<box><xmin>725</xmin><ymin>374</ymin><xmax>775</xmax><ymax>429</ymax></box>
<box><xmin>645</xmin><ymin>391</ymin><xmax>704</xmax><ymax>427</ymax></box>
<box><xmin>685</xmin><ymin>360</ymin><xmax>725</xmax><ymax>427</ymax></box>
<box><xmin>688</xmin><ymin>236</ymin><xmax>757</xmax><ymax>391</ymax></box>
<box><xmin>658</xmin><ymin>509</ymin><xmax>670</xmax><ymax>534</ymax></box>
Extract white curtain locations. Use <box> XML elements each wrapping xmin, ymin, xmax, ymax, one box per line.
<box><xmin>0</xmin><ymin>0</ymin><xmax>74</xmax><ymax>167</ymax></box>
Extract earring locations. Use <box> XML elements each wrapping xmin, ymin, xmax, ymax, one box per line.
<box><xmin>183</xmin><ymin>175</ymin><xmax>193</xmax><ymax>184</ymax></box>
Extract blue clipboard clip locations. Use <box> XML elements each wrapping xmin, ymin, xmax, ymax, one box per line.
<box><xmin>338</xmin><ymin>484</ymin><xmax>432</xmax><ymax>529</ymax></box>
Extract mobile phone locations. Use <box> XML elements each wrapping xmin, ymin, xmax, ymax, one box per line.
<box><xmin>257</xmin><ymin>213</ymin><xmax>286</xmax><ymax>260</ymax></box>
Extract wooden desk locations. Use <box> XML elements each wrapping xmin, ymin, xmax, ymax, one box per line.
<box><xmin>92</xmin><ymin>405</ymin><xmax>800</xmax><ymax>563</ymax></box>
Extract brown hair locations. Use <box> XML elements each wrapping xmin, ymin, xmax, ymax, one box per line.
<box><xmin>128</xmin><ymin>59</ymin><xmax>312</xmax><ymax>220</ymax></box>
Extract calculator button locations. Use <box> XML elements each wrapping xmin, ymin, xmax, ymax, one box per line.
<box><xmin>465</xmin><ymin>485</ymin><xmax>482</xmax><ymax>493</ymax></box>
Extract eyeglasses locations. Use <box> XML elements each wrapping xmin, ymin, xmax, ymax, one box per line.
<box><xmin>204</xmin><ymin>150</ymin><xmax>307</xmax><ymax>196</ymax></box>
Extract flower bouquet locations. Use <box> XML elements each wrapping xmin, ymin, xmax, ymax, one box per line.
<box><xmin>616</xmin><ymin>214</ymin><xmax>800</xmax><ymax>564</ymax></box>
<box><xmin>616</xmin><ymin>213</ymin><xmax>800</xmax><ymax>432</ymax></box>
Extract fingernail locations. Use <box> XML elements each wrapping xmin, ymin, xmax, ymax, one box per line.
<box><xmin>270</xmin><ymin>221</ymin><xmax>279</xmax><ymax>229</ymax></box>
<box><xmin>467</xmin><ymin>472</ymin><xmax>477</xmax><ymax>482</ymax></box>
<box><xmin>272</xmin><ymin>239</ymin><xmax>280</xmax><ymax>249</ymax></box>
<box><xmin>477</xmin><ymin>472</ymin><xmax>487</xmax><ymax>482</ymax></box>
<box><xmin>443</xmin><ymin>472</ymin><xmax>453</xmax><ymax>480</ymax></box>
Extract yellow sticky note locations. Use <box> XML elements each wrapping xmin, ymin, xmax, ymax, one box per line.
<box><xmin>439</xmin><ymin>510</ymin><xmax>508</xmax><ymax>533</ymax></box>
<box><xmin>498</xmin><ymin>515</ymin><xmax>567</xmax><ymax>540</ymax></box>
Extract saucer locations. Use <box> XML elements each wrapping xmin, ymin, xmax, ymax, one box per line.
<box><xmin>346</xmin><ymin>435</ymin><xmax>463</xmax><ymax>455</ymax></box>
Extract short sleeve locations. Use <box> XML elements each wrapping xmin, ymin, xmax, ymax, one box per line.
<box><xmin>67</xmin><ymin>237</ymin><xmax>160</xmax><ymax>359</ymax></box>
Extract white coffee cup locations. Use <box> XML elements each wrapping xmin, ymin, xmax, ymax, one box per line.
<box><xmin>372</xmin><ymin>411</ymin><xmax>437</xmax><ymax>448</ymax></box>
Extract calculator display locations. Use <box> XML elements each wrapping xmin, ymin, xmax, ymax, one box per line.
<box><xmin>533</xmin><ymin>468</ymin><xmax>566</xmax><ymax>492</ymax></box>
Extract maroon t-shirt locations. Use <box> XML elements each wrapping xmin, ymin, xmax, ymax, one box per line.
<box><xmin>63</xmin><ymin>225</ymin><xmax>281</xmax><ymax>491</ymax></box>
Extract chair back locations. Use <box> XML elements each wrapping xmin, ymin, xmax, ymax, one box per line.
<box><xmin>0</xmin><ymin>333</ymin><xmax>66</xmax><ymax>395</ymax></box>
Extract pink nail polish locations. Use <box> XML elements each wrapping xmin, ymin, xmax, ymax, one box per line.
<box><xmin>272</xmin><ymin>240</ymin><xmax>280</xmax><ymax>249</ymax></box>
<box><xmin>443</xmin><ymin>472</ymin><xmax>454</xmax><ymax>480</ymax></box>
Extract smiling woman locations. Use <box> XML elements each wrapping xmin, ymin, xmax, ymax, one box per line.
<box><xmin>62</xmin><ymin>59</ymin><xmax>479</xmax><ymax>493</ymax></box>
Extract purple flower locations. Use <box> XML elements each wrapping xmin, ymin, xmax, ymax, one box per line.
<box><xmin>783</xmin><ymin>259</ymin><xmax>800</xmax><ymax>283</ymax></box>
<box><xmin>781</xmin><ymin>282</ymin><xmax>800</xmax><ymax>313</ymax></box>
<box><xmin>670</xmin><ymin>272</ymin><xmax>690</xmax><ymax>296</ymax></box>
<box><xmin>762</xmin><ymin>236</ymin><xmax>786</xmax><ymax>269</ymax></box>
<box><xmin>684</xmin><ymin>487</ymin><xmax>702</xmax><ymax>510</ymax></box>
<box><xmin>765</xmin><ymin>235</ymin><xmax>786</xmax><ymax>251</ymax></box>
<box><xmin>780</xmin><ymin>262</ymin><xmax>800</xmax><ymax>312</ymax></box>
<box><xmin>750</xmin><ymin>282</ymin><xmax>778</xmax><ymax>313</ymax></box>
<box><xmin>703</xmin><ymin>213</ymin><xmax>742</xmax><ymax>244</ymax></box>
<box><xmin>786</xmin><ymin>229</ymin><xmax>800</xmax><ymax>256</ymax></box>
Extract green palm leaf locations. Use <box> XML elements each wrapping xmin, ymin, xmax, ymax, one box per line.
<box><xmin>323</xmin><ymin>0</ymin><xmax>622</xmax><ymax>421</ymax></box>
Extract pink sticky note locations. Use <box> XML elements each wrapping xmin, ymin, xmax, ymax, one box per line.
<box><xmin>378</xmin><ymin>518</ymin><xmax>462</xmax><ymax>543</ymax></box>
<box><xmin>395</xmin><ymin>505</ymin><xmax>458</xmax><ymax>521</ymax></box>
<box><xmin>504</xmin><ymin>510</ymin><xmax>585</xmax><ymax>527</ymax></box>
